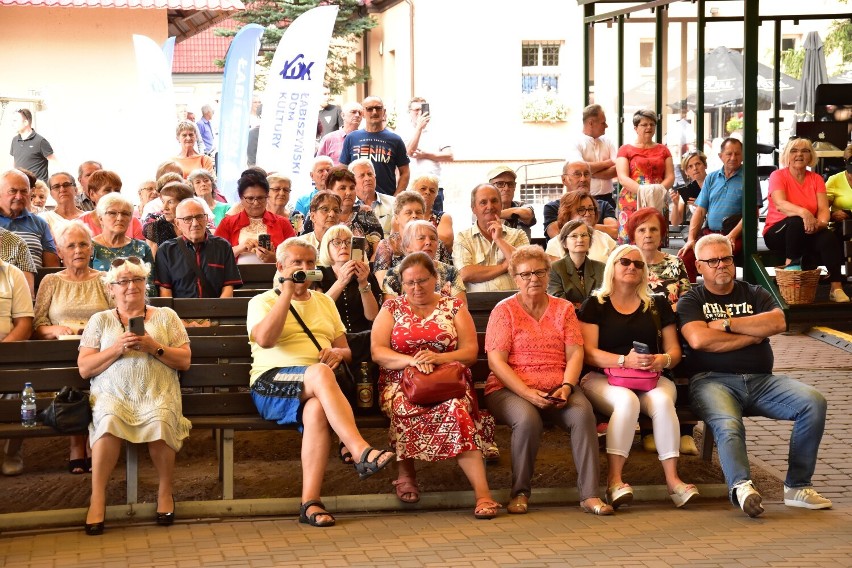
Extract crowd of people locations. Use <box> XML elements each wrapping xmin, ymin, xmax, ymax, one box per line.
<box><xmin>2</xmin><ymin>100</ymin><xmax>847</xmax><ymax>534</ymax></box>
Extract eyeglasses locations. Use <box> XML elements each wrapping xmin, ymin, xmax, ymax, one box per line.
<box><xmin>566</xmin><ymin>233</ymin><xmax>591</xmax><ymax>240</ymax></box>
<box><xmin>402</xmin><ymin>277</ymin><xmax>432</xmax><ymax>289</ymax></box>
<box><xmin>576</xmin><ymin>206</ymin><xmax>596</xmax><ymax>215</ymax></box>
<box><xmin>697</xmin><ymin>255</ymin><xmax>735</xmax><ymax>268</ymax></box>
<box><xmin>568</xmin><ymin>172</ymin><xmax>591</xmax><ymax>179</ymax></box>
<box><xmin>315</xmin><ymin>206</ymin><xmax>341</xmax><ymax>215</ymax></box>
<box><xmin>104</xmin><ymin>210</ymin><xmax>132</xmax><ymax>218</ymax></box>
<box><xmin>330</xmin><ymin>238</ymin><xmax>351</xmax><ymax>248</ymax></box>
<box><xmin>492</xmin><ymin>181</ymin><xmax>517</xmax><ymax>189</ymax></box>
<box><xmin>110</xmin><ymin>256</ymin><xmax>143</xmax><ymax>268</ymax></box>
<box><xmin>50</xmin><ymin>182</ymin><xmax>76</xmax><ymax>191</ymax></box>
<box><xmin>516</xmin><ymin>269</ymin><xmax>548</xmax><ymax>281</ymax></box>
<box><xmin>617</xmin><ymin>258</ymin><xmax>646</xmax><ymax>269</ymax></box>
<box><xmin>243</xmin><ymin>196</ymin><xmax>267</xmax><ymax>203</ymax></box>
<box><xmin>364</xmin><ymin>106</ymin><xmax>384</xmax><ymax>112</ymax></box>
<box><xmin>177</xmin><ymin>214</ymin><xmax>207</xmax><ymax>224</ymax></box>
<box><xmin>111</xmin><ymin>277</ymin><xmax>145</xmax><ymax>288</ymax></box>
<box><xmin>270</xmin><ymin>186</ymin><xmax>291</xmax><ymax>193</ymax></box>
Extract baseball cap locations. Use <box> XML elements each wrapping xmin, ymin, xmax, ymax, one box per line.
<box><xmin>487</xmin><ymin>165</ymin><xmax>516</xmax><ymax>181</ymax></box>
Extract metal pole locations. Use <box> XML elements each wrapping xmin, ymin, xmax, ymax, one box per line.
<box><xmin>696</xmin><ymin>0</ymin><xmax>705</xmax><ymax>154</ymax></box>
<box><xmin>618</xmin><ymin>14</ymin><xmax>625</xmax><ymax>148</ymax></box>
<box><xmin>584</xmin><ymin>3</ymin><xmax>593</xmax><ymax>107</ymax></box>
<box><xmin>773</xmin><ymin>19</ymin><xmax>782</xmax><ymax>164</ymax></box>
<box><xmin>743</xmin><ymin>0</ymin><xmax>759</xmax><ymax>283</ymax></box>
<box><xmin>655</xmin><ymin>6</ymin><xmax>664</xmax><ymax>142</ymax></box>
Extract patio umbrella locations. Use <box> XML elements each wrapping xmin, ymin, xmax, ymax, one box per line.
<box><xmin>795</xmin><ymin>31</ymin><xmax>830</xmax><ymax>124</ymax></box>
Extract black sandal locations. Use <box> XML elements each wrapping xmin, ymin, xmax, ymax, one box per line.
<box><xmin>69</xmin><ymin>458</ymin><xmax>88</xmax><ymax>475</ymax></box>
<box><xmin>299</xmin><ymin>500</ymin><xmax>335</xmax><ymax>527</ymax></box>
<box><xmin>338</xmin><ymin>442</ymin><xmax>354</xmax><ymax>466</ymax></box>
<box><xmin>354</xmin><ymin>447</ymin><xmax>394</xmax><ymax>480</ymax></box>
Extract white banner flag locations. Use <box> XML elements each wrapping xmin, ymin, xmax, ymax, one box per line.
<box><xmin>256</xmin><ymin>5</ymin><xmax>339</xmax><ymax>195</ymax></box>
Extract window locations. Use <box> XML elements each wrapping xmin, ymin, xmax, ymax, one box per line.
<box><xmin>781</xmin><ymin>36</ymin><xmax>800</xmax><ymax>52</ymax></box>
<box><xmin>520</xmin><ymin>183</ymin><xmax>563</xmax><ymax>206</ymax></box>
<box><xmin>639</xmin><ymin>40</ymin><xmax>654</xmax><ymax>68</ymax></box>
<box><xmin>521</xmin><ymin>41</ymin><xmax>562</xmax><ymax>94</ymax></box>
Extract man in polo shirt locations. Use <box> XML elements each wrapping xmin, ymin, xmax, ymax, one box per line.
<box><xmin>9</xmin><ymin>109</ymin><xmax>56</xmax><ymax>183</ymax></box>
<box><xmin>0</xmin><ymin>170</ymin><xmax>59</xmax><ymax>269</ymax></box>
<box><xmin>350</xmin><ymin>158</ymin><xmax>395</xmax><ymax>236</ymax></box>
<box><xmin>155</xmin><ymin>198</ymin><xmax>242</xmax><ymax>298</ymax></box>
<box><xmin>454</xmin><ymin>184</ymin><xmax>529</xmax><ymax>292</ymax></box>
<box><xmin>678</xmin><ymin>137</ymin><xmax>744</xmax><ymax>282</ymax></box>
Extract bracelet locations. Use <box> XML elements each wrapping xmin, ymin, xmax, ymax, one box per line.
<box><xmin>358</xmin><ymin>283</ymin><xmax>372</xmax><ymax>293</ymax></box>
<box><xmin>562</xmin><ymin>382</ymin><xmax>575</xmax><ymax>394</ymax></box>
<box><xmin>662</xmin><ymin>353</ymin><xmax>672</xmax><ymax>369</ymax></box>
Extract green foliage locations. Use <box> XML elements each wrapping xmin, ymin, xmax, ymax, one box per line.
<box><xmin>216</xmin><ymin>0</ymin><xmax>377</xmax><ymax>93</ymax></box>
<box><xmin>726</xmin><ymin>116</ymin><xmax>744</xmax><ymax>134</ymax></box>
<box><xmin>824</xmin><ymin>19</ymin><xmax>852</xmax><ymax>65</ymax></box>
<box><xmin>780</xmin><ymin>47</ymin><xmax>805</xmax><ymax>80</ymax></box>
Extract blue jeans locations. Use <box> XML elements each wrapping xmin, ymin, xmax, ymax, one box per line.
<box><xmin>689</xmin><ymin>372</ymin><xmax>826</xmax><ymax>504</ymax></box>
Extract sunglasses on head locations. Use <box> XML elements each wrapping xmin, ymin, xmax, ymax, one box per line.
<box><xmin>617</xmin><ymin>257</ymin><xmax>646</xmax><ymax>269</ymax></box>
<box><xmin>110</xmin><ymin>256</ymin><xmax>143</xmax><ymax>268</ymax></box>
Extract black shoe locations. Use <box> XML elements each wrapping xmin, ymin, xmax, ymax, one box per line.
<box><xmin>84</xmin><ymin>507</ymin><xmax>105</xmax><ymax>536</ymax></box>
<box><xmin>156</xmin><ymin>497</ymin><xmax>175</xmax><ymax>526</ymax></box>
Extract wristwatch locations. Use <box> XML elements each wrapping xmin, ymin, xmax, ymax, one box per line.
<box><xmin>723</xmin><ymin>318</ymin><xmax>732</xmax><ymax>333</ymax></box>
<box><xmin>358</xmin><ymin>283</ymin><xmax>372</xmax><ymax>293</ymax></box>
<box><xmin>562</xmin><ymin>383</ymin><xmax>575</xmax><ymax>395</ymax></box>
<box><xmin>618</xmin><ymin>355</ymin><xmax>626</xmax><ymax>368</ymax></box>
<box><xmin>156</xmin><ymin>346</ymin><xmax>165</xmax><ymax>357</ymax></box>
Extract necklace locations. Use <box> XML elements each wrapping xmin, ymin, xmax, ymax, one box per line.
<box><xmin>116</xmin><ymin>305</ymin><xmax>147</xmax><ymax>332</ymax></box>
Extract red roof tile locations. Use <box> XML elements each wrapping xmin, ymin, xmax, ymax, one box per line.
<box><xmin>0</xmin><ymin>0</ymin><xmax>242</xmax><ymax>7</ymax></box>
<box><xmin>172</xmin><ymin>17</ymin><xmax>237</xmax><ymax>73</ymax></box>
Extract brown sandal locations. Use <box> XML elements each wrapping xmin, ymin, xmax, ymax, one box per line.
<box><xmin>392</xmin><ymin>476</ymin><xmax>420</xmax><ymax>503</ymax></box>
<box><xmin>474</xmin><ymin>498</ymin><xmax>501</xmax><ymax>519</ymax></box>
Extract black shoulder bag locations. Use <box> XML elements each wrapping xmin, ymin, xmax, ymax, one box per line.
<box><xmin>288</xmin><ymin>305</ymin><xmax>356</xmax><ymax>402</ymax></box>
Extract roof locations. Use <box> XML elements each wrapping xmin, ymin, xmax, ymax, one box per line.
<box><xmin>0</xmin><ymin>0</ymin><xmax>246</xmax><ymax>42</ymax></box>
<box><xmin>173</xmin><ymin>17</ymin><xmax>236</xmax><ymax>73</ymax></box>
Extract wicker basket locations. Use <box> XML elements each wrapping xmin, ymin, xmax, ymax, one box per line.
<box><xmin>774</xmin><ymin>267</ymin><xmax>821</xmax><ymax>305</ymax></box>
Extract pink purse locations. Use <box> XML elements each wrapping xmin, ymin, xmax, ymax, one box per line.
<box><xmin>603</xmin><ymin>367</ymin><xmax>660</xmax><ymax>391</ymax></box>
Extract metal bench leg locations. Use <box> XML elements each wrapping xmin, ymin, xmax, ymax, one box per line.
<box><xmin>126</xmin><ymin>443</ymin><xmax>139</xmax><ymax>504</ymax></box>
<box><xmin>700</xmin><ymin>422</ymin><xmax>715</xmax><ymax>462</ymax></box>
<box><xmin>220</xmin><ymin>428</ymin><xmax>235</xmax><ymax>500</ymax></box>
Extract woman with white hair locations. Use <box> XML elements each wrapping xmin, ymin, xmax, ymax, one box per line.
<box><xmin>410</xmin><ymin>174</ymin><xmax>454</xmax><ymax>250</ymax></box>
<box><xmin>577</xmin><ymin>244</ymin><xmax>697</xmax><ymax>510</ymax></box>
<box><xmin>248</xmin><ymin>237</ymin><xmax>394</xmax><ymax>527</ymax></box>
<box><xmin>91</xmin><ymin>193</ymin><xmax>156</xmax><ymax>296</ymax></box>
<box><xmin>78</xmin><ymin>256</ymin><xmax>191</xmax><ymax>535</ymax></box>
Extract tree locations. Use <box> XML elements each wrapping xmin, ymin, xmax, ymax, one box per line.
<box><xmin>217</xmin><ymin>0</ymin><xmax>377</xmax><ymax>93</ymax></box>
<box><xmin>824</xmin><ymin>18</ymin><xmax>852</xmax><ymax>67</ymax></box>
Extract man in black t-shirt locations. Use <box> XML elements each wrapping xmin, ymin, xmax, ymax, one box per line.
<box><xmin>677</xmin><ymin>234</ymin><xmax>831</xmax><ymax>518</ymax></box>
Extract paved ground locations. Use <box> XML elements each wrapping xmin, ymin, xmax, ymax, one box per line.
<box><xmin>2</xmin><ymin>333</ymin><xmax>851</xmax><ymax>568</ymax></box>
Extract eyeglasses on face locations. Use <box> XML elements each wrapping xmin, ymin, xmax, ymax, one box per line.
<box><xmin>104</xmin><ymin>210</ymin><xmax>132</xmax><ymax>218</ymax></box>
<box><xmin>111</xmin><ymin>277</ymin><xmax>145</xmax><ymax>288</ymax></box>
<box><xmin>315</xmin><ymin>206</ymin><xmax>341</xmax><ymax>215</ymax></box>
<box><xmin>568</xmin><ymin>171</ymin><xmax>591</xmax><ymax>179</ymax></box>
<box><xmin>110</xmin><ymin>256</ymin><xmax>143</xmax><ymax>268</ymax></box>
<box><xmin>566</xmin><ymin>233</ymin><xmax>591</xmax><ymax>240</ymax></box>
<box><xmin>364</xmin><ymin>106</ymin><xmax>384</xmax><ymax>112</ymax></box>
<box><xmin>50</xmin><ymin>182</ymin><xmax>76</xmax><ymax>191</ymax></box>
<box><xmin>575</xmin><ymin>206</ymin><xmax>596</xmax><ymax>215</ymax></box>
<box><xmin>697</xmin><ymin>255</ymin><xmax>734</xmax><ymax>268</ymax></box>
<box><xmin>330</xmin><ymin>238</ymin><xmax>351</xmax><ymax>248</ymax></box>
<box><xmin>516</xmin><ymin>269</ymin><xmax>548</xmax><ymax>281</ymax></box>
<box><xmin>177</xmin><ymin>214</ymin><xmax>207</xmax><ymax>224</ymax></box>
<box><xmin>617</xmin><ymin>257</ymin><xmax>646</xmax><ymax>269</ymax></box>
<box><xmin>492</xmin><ymin>181</ymin><xmax>517</xmax><ymax>189</ymax></box>
<box><xmin>242</xmin><ymin>196</ymin><xmax>267</xmax><ymax>203</ymax></box>
<box><xmin>402</xmin><ymin>277</ymin><xmax>432</xmax><ymax>289</ymax></box>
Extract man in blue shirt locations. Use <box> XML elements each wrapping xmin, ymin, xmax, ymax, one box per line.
<box><xmin>0</xmin><ymin>169</ymin><xmax>59</xmax><ymax>269</ymax></box>
<box><xmin>678</xmin><ymin>138</ymin><xmax>744</xmax><ymax>281</ymax></box>
<box><xmin>155</xmin><ymin>198</ymin><xmax>242</xmax><ymax>298</ymax></box>
<box><xmin>196</xmin><ymin>105</ymin><xmax>216</xmax><ymax>155</ymax></box>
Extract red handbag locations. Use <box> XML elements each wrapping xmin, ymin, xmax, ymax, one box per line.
<box><xmin>604</xmin><ymin>367</ymin><xmax>660</xmax><ymax>391</ymax></box>
<box><xmin>401</xmin><ymin>361</ymin><xmax>467</xmax><ymax>405</ymax></box>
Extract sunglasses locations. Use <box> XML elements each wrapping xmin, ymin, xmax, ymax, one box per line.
<box><xmin>617</xmin><ymin>257</ymin><xmax>646</xmax><ymax>269</ymax></box>
<box><xmin>110</xmin><ymin>256</ymin><xmax>143</xmax><ymax>268</ymax></box>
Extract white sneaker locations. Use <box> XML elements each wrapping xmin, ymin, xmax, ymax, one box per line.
<box><xmin>784</xmin><ymin>486</ymin><xmax>832</xmax><ymax>510</ymax></box>
<box><xmin>735</xmin><ymin>480</ymin><xmax>764</xmax><ymax>518</ymax></box>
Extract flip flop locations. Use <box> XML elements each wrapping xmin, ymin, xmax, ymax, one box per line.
<box><xmin>69</xmin><ymin>458</ymin><xmax>88</xmax><ymax>475</ymax></box>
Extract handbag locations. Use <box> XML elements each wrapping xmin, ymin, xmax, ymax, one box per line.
<box><xmin>401</xmin><ymin>361</ymin><xmax>467</xmax><ymax>405</ymax></box>
<box><xmin>288</xmin><ymin>305</ymin><xmax>355</xmax><ymax>402</ymax></box>
<box><xmin>604</xmin><ymin>297</ymin><xmax>664</xmax><ymax>392</ymax></box>
<box><xmin>39</xmin><ymin>386</ymin><xmax>92</xmax><ymax>434</ymax></box>
<box><xmin>603</xmin><ymin>367</ymin><xmax>660</xmax><ymax>391</ymax></box>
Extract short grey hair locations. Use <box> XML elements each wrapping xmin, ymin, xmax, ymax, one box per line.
<box><xmin>348</xmin><ymin>157</ymin><xmax>375</xmax><ymax>175</ymax></box>
<box><xmin>401</xmin><ymin>220</ymin><xmax>438</xmax><ymax>252</ymax></box>
<box><xmin>188</xmin><ymin>168</ymin><xmax>217</xmax><ymax>189</ymax></box>
<box><xmin>275</xmin><ymin>236</ymin><xmax>317</xmax><ymax>265</ymax></box>
<box><xmin>694</xmin><ymin>233</ymin><xmax>732</xmax><ymax>260</ymax></box>
<box><xmin>54</xmin><ymin>220</ymin><xmax>93</xmax><ymax>249</ymax></box>
<box><xmin>96</xmin><ymin>192</ymin><xmax>132</xmax><ymax>218</ymax></box>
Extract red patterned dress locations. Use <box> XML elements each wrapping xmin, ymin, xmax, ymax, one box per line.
<box><xmin>378</xmin><ymin>295</ymin><xmax>491</xmax><ymax>461</ymax></box>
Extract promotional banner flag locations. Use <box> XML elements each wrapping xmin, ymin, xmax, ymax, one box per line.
<box><xmin>162</xmin><ymin>36</ymin><xmax>177</xmax><ymax>71</ymax></box>
<box><xmin>256</xmin><ymin>5</ymin><xmax>339</xmax><ymax>197</ymax></box>
<box><xmin>217</xmin><ymin>23</ymin><xmax>265</xmax><ymax>202</ymax></box>
<box><xmin>133</xmin><ymin>35</ymin><xmax>177</xmax><ymax>185</ymax></box>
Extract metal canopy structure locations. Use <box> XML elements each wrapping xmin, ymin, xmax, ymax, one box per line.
<box><xmin>578</xmin><ymin>0</ymin><xmax>847</xmax><ymax>287</ymax></box>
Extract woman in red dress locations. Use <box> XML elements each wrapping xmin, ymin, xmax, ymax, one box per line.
<box><xmin>371</xmin><ymin>252</ymin><xmax>500</xmax><ymax>519</ymax></box>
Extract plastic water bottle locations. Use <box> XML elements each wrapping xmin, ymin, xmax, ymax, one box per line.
<box><xmin>21</xmin><ymin>382</ymin><xmax>36</xmax><ymax>428</ymax></box>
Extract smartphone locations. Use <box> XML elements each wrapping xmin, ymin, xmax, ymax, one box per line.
<box><xmin>632</xmin><ymin>341</ymin><xmax>651</xmax><ymax>354</ymax></box>
<box><xmin>129</xmin><ymin>316</ymin><xmax>145</xmax><ymax>336</ymax></box>
<box><xmin>351</xmin><ymin>236</ymin><xmax>366</xmax><ymax>261</ymax></box>
<box><xmin>542</xmin><ymin>385</ymin><xmax>563</xmax><ymax>403</ymax></box>
<box><xmin>257</xmin><ymin>234</ymin><xmax>272</xmax><ymax>250</ymax></box>
<box><xmin>420</xmin><ymin>102</ymin><xmax>430</xmax><ymax>116</ymax></box>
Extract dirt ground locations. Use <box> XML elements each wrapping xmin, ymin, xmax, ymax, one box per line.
<box><xmin>0</xmin><ymin>425</ymin><xmax>782</xmax><ymax>515</ymax></box>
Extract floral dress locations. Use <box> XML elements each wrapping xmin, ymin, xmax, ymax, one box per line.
<box><xmin>616</xmin><ymin>144</ymin><xmax>671</xmax><ymax>244</ymax></box>
<box><xmin>647</xmin><ymin>253</ymin><xmax>690</xmax><ymax>307</ymax></box>
<box><xmin>378</xmin><ymin>295</ymin><xmax>492</xmax><ymax>461</ymax></box>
